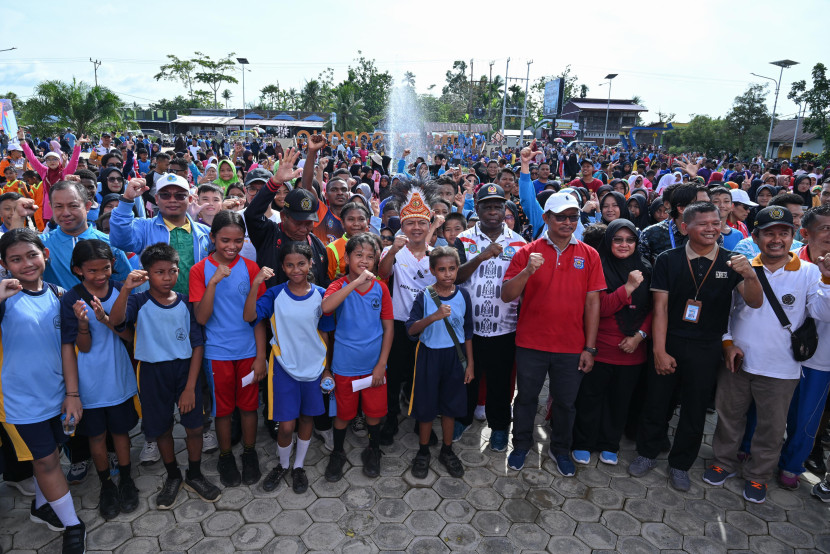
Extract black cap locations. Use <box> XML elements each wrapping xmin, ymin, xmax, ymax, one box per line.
<box><xmin>244</xmin><ymin>167</ymin><xmax>273</xmax><ymax>187</ymax></box>
<box><xmin>476</xmin><ymin>183</ymin><xmax>506</xmax><ymax>203</ymax></box>
<box><xmin>580</xmin><ymin>158</ymin><xmax>594</xmax><ymax>166</ymax></box>
<box><xmin>283</xmin><ymin>188</ymin><xmax>319</xmax><ymax>222</ymax></box>
<box><xmin>754</xmin><ymin>206</ymin><xmax>795</xmax><ymax>230</ymax></box>
<box><xmin>101</xmin><ymin>131</ymin><xmax>111</xmax><ymax>137</ymax></box>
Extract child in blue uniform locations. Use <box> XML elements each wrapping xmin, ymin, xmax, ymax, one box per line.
<box><xmin>406</xmin><ymin>246</ymin><xmax>474</xmax><ymax>480</ymax></box>
<box><xmin>62</xmin><ymin>239</ymin><xmax>139</xmax><ymax>520</ymax></box>
<box><xmin>109</xmin><ymin>243</ymin><xmax>220</xmax><ymax>510</ymax></box>
<box><xmin>0</xmin><ymin>228</ymin><xmax>86</xmax><ymax>553</ymax></box>
<box><xmin>243</xmin><ymin>243</ymin><xmax>335</xmax><ymax>494</ymax></box>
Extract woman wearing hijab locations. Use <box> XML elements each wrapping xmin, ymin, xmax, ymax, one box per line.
<box><xmin>626</xmin><ymin>194</ymin><xmax>650</xmax><ymax>230</ymax></box>
<box><xmin>572</xmin><ymin>219</ymin><xmax>653</xmax><ymax>465</ymax></box>
<box><xmin>600</xmin><ymin>191</ymin><xmax>630</xmax><ymax>224</ymax></box>
<box><xmin>655</xmin><ymin>172</ymin><xmax>678</xmax><ymax>194</ymax></box>
<box><xmin>648</xmin><ymin>196</ymin><xmax>668</xmax><ymax>225</ymax></box>
<box><xmin>793</xmin><ymin>174</ymin><xmax>818</xmax><ymax>207</ymax></box>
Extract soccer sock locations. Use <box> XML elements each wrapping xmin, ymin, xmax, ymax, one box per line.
<box><xmin>418</xmin><ymin>444</ymin><xmax>431</xmax><ymax>456</ymax></box>
<box><xmin>243</xmin><ymin>444</ymin><xmax>255</xmax><ymax>453</ymax></box>
<box><xmin>294</xmin><ymin>439</ymin><xmax>311</xmax><ymax>469</ymax></box>
<box><xmin>441</xmin><ymin>443</ymin><xmax>453</xmax><ymax>455</ymax></box>
<box><xmin>97</xmin><ymin>469</ymin><xmax>112</xmax><ymax>486</ymax></box>
<box><xmin>33</xmin><ymin>478</ymin><xmax>47</xmax><ymax>509</ymax></box>
<box><xmin>118</xmin><ymin>463</ymin><xmax>132</xmax><ymax>481</ymax></box>
<box><xmin>186</xmin><ymin>459</ymin><xmax>202</xmax><ymax>479</ymax></box>
<box><xmin>367</xmin><ymin>424</ymin><xmax>381</xmax><ymax>449</ymax></box>
<box><xmin>277</xmin><ymin>444</ymin><xmax>292</xmax><ymax>468</ymax></box>
<box><xmin>333</xmin><ymin>427</ymin><xmax>347</xmax><ymax>453</ymax></box>
<box><xmin>164</xmin><ymin>461</ymin><xmax>182</xmax><ymax>480</ymax></box>
<box><xmin>49</xmin><ymin>492</ymin><xmax>81</xmax><ymax>527</ymax></box>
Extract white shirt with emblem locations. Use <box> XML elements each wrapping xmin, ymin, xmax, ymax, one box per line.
<box><xmin>381</xmin><ymin>245</ymin><xmax>435</xmax><ymax>321</ymax></box>
<box><xmin>724</xmin><ymin>255</ymin><xmax>830</xmax><ymax>379</ymax></box>
<box><xmin>458</xmin><ymin>223</ymin><xmax>527</xmax><ymax>337</ymax></box>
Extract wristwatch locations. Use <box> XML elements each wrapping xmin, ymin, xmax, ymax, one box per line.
<box><xmin>638</xmin><ymin>330</ymin><xmax>648</xmax><ymax>340</ymax></box>
<box><xmin>119</xmin><ymin>194</ymin><xmax>133</xmax><ymax>203</ymax></box>
<box><xmin>583</xmin><ymin>346</ymin><xmax>598</xmax><ymax>355</ymax></box>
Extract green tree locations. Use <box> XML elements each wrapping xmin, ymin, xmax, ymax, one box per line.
<box><xmin>789</xmin><ymin>63</ymin><xmax>830</xmax><ymax>157</ymax></box>
<box><xmin>328</xmin><ymin>83</ymin><xmax>370</xmax><ymax>132</ymax></box>
<box><xmin>193</xmin><ymin>52</ymin><xmax>239</xmax><ymax>108</ymax></box>
<box><xmin>23</xmin><ymin>79</ymin><xmax>124</xmax><ymax>137</ymax></box>
<box><xmin>222</xmin><ymin>89</ymin><xmax>233</xmax><ymax>109</ymax></box>
<box><xmin>346</xmin><ymin>52</ymin><xmax>392</xmax><ymax>120</ymax></box>
<box><xmin>260</xmin><ymin>84</ymin><xmax>280</xmax><ymax>109</ymax></box>
<box><xmin>666</xmin><ymin>114</ymin><xmax>735</xmax><ymax>157</ymax></box>
<box><xmin>726</xmin><ymin>83</ymin><xmax>770</xmax><ymax>156</ymax></box>
<box><xmin>154</xmin><ymin>55</ymin><xmax>197</xmax><ymax>98</ymax></box>
<box><xmin>300</xmin><ymin>80</ymin><xmax>324</xmax><ymax>112</ymax></box>
<box><xmin>150</xmin><ymin>95</ymin><xmax>208</xmax><ymax>111</ymax></box>
<box><xmin>439</xmin><ymin>60</ymin><xmax>471</xmax><ymax>122</ymax></box>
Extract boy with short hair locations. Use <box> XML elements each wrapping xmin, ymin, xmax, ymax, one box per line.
<box><xmin>442</xmin><ymin>212</ymin><xmax>467</xmax><ymax>247</ymax></box>
<box><xmin>109</xmin><ymin>243</ymin><xmax>220</xmax><ymax>510</ymax></box>
<box><xmin>406</xmin><ymin>246</ymin><xmax>474</xmax><ymax>479</ymax></box>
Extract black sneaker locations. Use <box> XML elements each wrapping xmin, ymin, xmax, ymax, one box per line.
<box><xmin>379</xmin><ymin>417</ymin><xmax>398</xmax><ymax>446</ymax></box>
<box><xmin>292</xmin><ymin>467</ymin><xmax>308</xmax><ymax>494</ymax></box>
<box><xmin>262</xmin><ymin>464</ymin><xmax>288</xmax><ymax>492</ymax></box>
<box><xmin>29</xmin><ymin>499</ymin><xmax>65</xmax><ymax>531</ymax></box>
<box><xmin>118</xmin><ymin>476</ymin><xmax>139</xmax><ymax>514</ymax></box>
<box><xmin>325</xmin><ymin>451</ymin><xmax>347</xmax><ymax>482</ymax></box>
<box><xmin>805</xmin><ymin>443</ymin><xmax>827</xmax><ymax>476</ymax></box>
<box><xmin>217</xmin><ymin>453</ymin><xmax>242</xmax><ymax>487</ymax></box>
<box><xmin>265</xmin><ymin>419</ymin><xmax>280</xmax><ymax>442</ymax></box>
<box><xmin>62</xmin><ymin>521</ymin><xmax>86</xmax><ymax>554</ymax></box>
<box><xmin>156</xmin><ymin>474</ymin><xmax>183</xmax><ymax>510</ymax></box>
<box><xmin>241</xmin><ymin>449</ymin><xmax>262</xmax><ymax>486</ymax></box>
<box><xmin>411</xmin><ymin>452</ymin><xmax>431</xmax><ymax>479</ymax></box>
<box><xmin>98</xmin><ymin>481</ymin><xmax>120</xmax><ymax>520</ymax></box>
<box><xmin>412</xmin><ymin>422</ymin><xmax>438</xmax><ymax>446</ymax></box>
<box><xmin>439</xmin><ymin>448</ymin><xmax>465</xmax><ymax>478</ymax></box>
<box><xmin>362</xmin><ymin>446</ymin><xmax>382</xmax><ymax>478</ymax></box>
<box><xmin>184</xmin><ymin>473</ymin><xmax>221</xmax><ymax>502</ymax></box>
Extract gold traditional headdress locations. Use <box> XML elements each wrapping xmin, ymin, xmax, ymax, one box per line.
<box><xmin>399</xmin><ymin>186</ymin><xmax>432</xmax><ymax>222</ymax></box>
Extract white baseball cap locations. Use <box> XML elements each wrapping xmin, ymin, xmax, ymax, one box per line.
<box><xmin>156</xmin><ymin>173</ymin><xmax>190</xmax><ymax>192</ymax></box>
<box><xmin>543</xmin><ymin>192</ymin><xmax>580</xmax><ymax>214</ymax></box>
<box><xmin>730</xmin><ymin>188</ymin><xmax>758</xmax><ymax>207</ymax></box>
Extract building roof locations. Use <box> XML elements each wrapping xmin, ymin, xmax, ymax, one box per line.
<box><xmin>423</xmin><ymin>122</ymin><xmax>492</xmax><ymax>133</ymax></box>
<box><xmin>770</xmin><ymin>118</ymin><xmax>818</xmax><ymax>142</ymax></box>
<box><xmin>226</xmin><ymin>119</ymin><xmax>324</xmax><ymax>128</ymax></box>
<box><xmin>171</xmin><ymin>115</ymin><xmax>234</xmax><ymax>125</ymax></box>
<box><xmin>569</xmin><ymin>100</ymin><xmax>648</xmax><ymax>112</ymax></box>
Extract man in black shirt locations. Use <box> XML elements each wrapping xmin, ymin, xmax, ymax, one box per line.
<box><xmin>629</xmin><ymin>202</ymin><xmax>762</xmax><ymax>492</ymax></box>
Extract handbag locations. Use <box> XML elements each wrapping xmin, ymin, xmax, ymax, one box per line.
<box><xmin>754</xmin><ymin>266</ymin><xmax>819</xmax><ymax>362</ymax></box>
<box><xmin>425</xmin><ymin>286</ymin><xmax>468</xmax><ymax>371</ymax></box>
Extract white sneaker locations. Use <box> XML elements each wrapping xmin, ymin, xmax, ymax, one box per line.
<box><xmin>5</xmin><ymin>476</ymin><xmax>36</xmax><ymax>496</ymax></box>
<box><xmin>474</xmin><ymin>405</ymin><xmax>487</xmax><ymax>421</ymax></box>
<box><xmin>140</xmin><ymin>441</ymin><xmax>161</xmax><ymax>465</ymax></box>
<box><xmin>202</xmin><ymin>431</ymin><xmax>219</xmax><ymax>453</ymax></box>
<box><xmin>315</xmin><ymin>428</ymin><xmax>334</xmax><ymax>452</ymax></box>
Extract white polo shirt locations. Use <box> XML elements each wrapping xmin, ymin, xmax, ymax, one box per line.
<box><xmin>724</xmin><ymin>253</ymin><xmax>830</xmax><ymax>379</ymax></box>
<box><xmin>381</xmin><ymin>244</ymin><xmax>435</xmax><ymax>322</ymax></box>
<box><xmin>458</xmin><ymin>223</ymin><xmax>527</xmax><ymax>337</ymax></box>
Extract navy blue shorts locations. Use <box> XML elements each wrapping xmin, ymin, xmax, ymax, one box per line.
<box><xmin>77</xmin><ymin>398</ymin><xmax>139</xmax><ymax>437</ymax></box>
<box><xmin>268</xmin><ymin>357</ymin><xmax>325</xmax><ymax>422</ymax></box>
<box><xmin>138</xmin><ymin>359</ymin><xmax>204</xmax><ymax>439</ymax></box>
<box><xmin>2</xmin><ymin>416</ymin><xmax>68</xmax><ymax>462</ymax></box>
<box><xmin>410</xmin><ymin>344</ymin><xmax>467</xmax><ymax>422</ymax></box>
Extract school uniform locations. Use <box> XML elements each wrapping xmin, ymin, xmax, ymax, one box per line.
<box><xmin>405</xmin><ymin>287</ymin><xmax>473</xmax><ymax>422</ymax></box>
<box><xmin>118</xmin><ymin>292</ymin><xmax>204</xmax><ymax>439</ymax></box>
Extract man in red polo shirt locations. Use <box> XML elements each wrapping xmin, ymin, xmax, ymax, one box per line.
<box><xmin>569</xmin><ymin>158</ymin><xmax>602</xmax><ymax>193</ymax></box>
<box><xmin>501</xmin><ymin>188</ymin><xmax>605</xmax><ymax>476</ymax></box>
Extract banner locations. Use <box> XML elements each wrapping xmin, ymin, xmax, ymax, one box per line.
<box><xmin>543</xmin><ymin>80</ymin><xmax>564</xmax><ymax>118</ymax></box>
<box><xmin>0</xmin><ymin>99</ymin><xmax>19</xmax><ymax>137</ymax></box>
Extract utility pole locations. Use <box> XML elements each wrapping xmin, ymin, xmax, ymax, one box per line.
<box><xmin>89</xmin><ymin>58</ymin><xmax>101</xmax><ymax>87</ymax></box>
<box><xmin>791</xmin><ymin>102</ymin><xmax>802</xmax><ymax>157</ymax></box>
<box><xmin>500</xmin><ymin>58</ymin><xmax>510</xmax><ymax>136</ymax></box>
<box><xmin>487</xmin><ymin>61</ymin><xmax>494</xmax><ymax>139</ymax></box>
<box><xmin>518</xmin><ymin>60</ymin><xmax>533</xmax><ymax>149</ymax></box>
<box><xmin>467</xmin><ymin>59</ymin><xmax>474</xmax><ymax>137</ymax></box>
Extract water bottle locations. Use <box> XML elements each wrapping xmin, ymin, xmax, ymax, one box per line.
<box><xmin>61</xmin><ymin>414</ymin><xmax>76</xmax><ymax>435</ymax></box>
<box><xmin>321</xmin><ymin>377</ymin><xmax>335</xmax><ymax>393</ymax></box>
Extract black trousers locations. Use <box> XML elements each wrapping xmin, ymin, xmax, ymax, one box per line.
<box><xmin>637</xmin><ymin>335</ymin><xmax>721</xmax><ymax>471</ymax></box>
<box><xmin>458</xmin><ymin>333</ymin><xmax>516</xmax><ymax>430</ymax></box>
<box><xmin>387</xmin><ymin>320</ymin><xmax>417</xmax><ymax>417</ymax></box>
<box><xmin>572</xmin><ymin>360</ymin><xmax>644</xmax><ymax>453</ymax></box>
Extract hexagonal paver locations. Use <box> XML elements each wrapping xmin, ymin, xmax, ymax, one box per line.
<box><xmin>270</xmin><ymin>509</ymin><xmax>313</xmax><ymax>536</ymax></box>
<box><xmin>767</xmin><ymin>488</ymin><xmax>804</xmax><ymax>510</ymax></box>
<box><xmin>520</xmin><ymin>468</ymin><xmax>553</xmax><ymax>488</ymax></box>
<box><xmin>173</xmin><ymin>497</ymin><xmax>216</xmax><ymax>523</ymax></box>
<box><xmin>615</xmin><ymin>535</ymin><xmax>660</xmax><ymax>554</ymax></box>
<box><xmin>231</xmin><ymin>523</ymin><xmax>275</xmax><ymax>550</ymax></box>
<box><xmin>525</xmin><ymin>487</ymin><xmax>564</xmax><ymax>510</ymax></box>
<box><xmin>726</xmin><ymin>509</ymin><xmax>769</xmax><ymax>535</ymax></box>
<box><xmin>705</xmin><ymin>521</ymin><xmax>748</xmax><ymax>549</ymax></box>
<box><xmin>499</xmin><ymin>498</ymin><xmax>538</xmax><ymax>522</ymax></box>
<box><xmin>276</xmin><ymin>487</ymin><xmax>317</xmax><ymax>510</ymax></box>
<box><xmin>575</xmin><ymin>467</ymin><xmax>611</xmax><ymax>488</ymax></box>
<box><xmin>432</xmin><ymin>476</ymin><xmax>471</xmax><ymax>499</ymax></box>
<box><xmin>684</xmin><ymin>498</ymin><xmax>726</xmax><ymax>523</ymax></box>
<box><xmin>746</xmin><ymin>500</ymin><xmax>788</xmax><ymax>522</ymax></box>
<box><xmin>338</xmin><ymin>510</ymin><xmax>380</xmax><ymax>536</ymax></box>
<box><xmin>471</xmin><ymin>511</ymin><xmax>510</xmax><ymax>537</ymax></box>
<box><xmin>310</xmin><ymin>475</ymin><xmax>350</xmax><ymax>498</ymax></box>
<box><xmin>307</xmin><ymin>497</ymin><xmax>347</xmax><ymax>522</ymax></box>
<box><xmin>301</xmin><ymin>521</ymin><xmax>346</xmax><ymax>551</ymax></box>
<box><xmin>704</xmin><ymin>487</ymin><xmax>744</xmax><ymax>510</ymax></box>
<box><xmin>374</xmin><ymin>498</ymin><xmax>412</xmax><ymax>523</ymax></box>
<box><xmin>506</xmin><ymin>522</ymin><xmax>550</xmax><ymax>550</ymax></box>
<box><xmin>409</xmin><ymin>535</ymin><xmax>451</xmax><ymax>553</ymax></box>
<box><xmin>86</xmin><ymin>522</ymin><xmax>132</xmax><ymax>550</ymax></box>
<box><xmin>403</xmin><ymin>466</ymin><xmax>439</xmax><ymax>488</ymax></box>
<box><xmin>684</xmin><ymin>534</ymin><xmax>732</xmax><ymax>553</ymax></box>
<box><xmin>465</xmin><ymin>487</ymin><xmax>503</xmax><ymax>511</ymax></box>
<box><xmin>215</xmin><ymin>485</ymin><xmax>254</xmax><ymax>510</ymax></box>
<box><xmin>461</xmin><ymin>467</ymin><xmax>497</xmax><ymax>488</ymax></box>
<box><xmin>341</xmin><ymin>486</ymin><xmax>378</xmax><ymax>510</ymax></box>
<box><xmin>202</xmin><ymin>510</ymin><xmax>245</xmax><ymax>537</ymax></box>
<box><xmin>437</xmin><ymin>499</ymin><xmax>475</xmax><ymax>523</ymax></box>
<box><xmin>241</xmin><ymin>497</ymin><xmax>282</xmax><ymax>523</ymax></box>
<box><xmin>551</xmin><ymin>476</ymin><xmax>588</xmax><ymax>498</ymax></box>
<box><xmin>373</xmin><ymin>476</ymin><xmax>409</xmax><ymax>498</ymax></box>
<box><xmin>588</xmin><ymin>487</ymin><xmax>625</xmax><ymax>510</ymax></box>
<box><xmin>646</xmin><ymin>487</ymin><xmax>685</xmax><ymax>510</ymax></box>
<box><xmin>536</xmin><ymin>510</ymin><xmax>577</xmax><ymax>536</ymax></box>
<box><xmin>406</xmin><ymin>510</ymin><xmax>448</xmax><ymax>536</ymax></box>
<box><xmin>441</xmin><ymin>522</ymin><xmax>480</xmax><ymax>551</ymax></box>
<box><xmin>546</xmin><ymin>536</ymin><xmax>592</xmax><ymax>553</ymax></box>
<box><xmin>768</xmin><ymin>521</ymin><xmax>815</xmax><ymax>549</ymax></box>
<box><xmin>405</xmin><ymin>487</ymin><xmax>442</xmax><ymax>511</ymax></box>
<box><xmin>640</xmin><ymin>522</ymin><xmax>683</xmax><ymax>550</ymax></box>
<box><xmin>575</xmin><ymin>521</ymin><xmax>618</xmax><ymax>550</ymax></box>
<box><xmin>131</xmin><ymin>510</ymin><xmax>176</xmax><ymax>537</ymax></box>
<box><xmin>193</xmin><ymin>536</ymin><xmax>235</xmax><ymax>553</ymax></box>
<box><xmin>561</xmin><ymin>498</ymin><xmax>601</xmax><ymax>522</ymax></box>
<box><xmin>610</xmin><ymin>476</ymin><xmax>648</xmax><ymax>498</ymax></box>
<box><xmin>158</xmin><ymin>521</ymin><xmax>204</xmax><ymax>551</ymax></box>
<box><xmin>371</xmin><ymin>522</ymin><xmax>413</xmax><ymax>550</ymax></box>
<box><xmin>113</xmin><ymin>536</ymin><xmax>159</xmax><ymax>554</ymax></box>
<box><xmin>262</xmin><ymin>535</ymin><xmax>308</xmax><ymax>554</ymax></box>
<box><xmin>601</xmin><ymin>510</ymin><xmax>641</xmax><ymax>536</ymax></box>
<box><xmin>664</xmin><ymin>510</ymin><xmax>705</xmax><ymax>536</ymax></box>
<box><xmin>787</xmin><ymin>509</ymin><xmax>829</xmax><ymax>534</ymax></box>
<box><xmin>492</xmin><ymin>476</ymin><xmax>528</xmax><ymax>499</ymax></box>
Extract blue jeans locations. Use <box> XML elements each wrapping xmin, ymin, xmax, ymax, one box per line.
<box><xmin>779</xmin><ymin>366</ymin><xmax>830</xmax><ymax>475</ymax></box>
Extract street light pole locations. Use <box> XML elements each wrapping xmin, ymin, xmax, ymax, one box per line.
<box><xmin>500</xmin><ymin>58</ymin><xmax>510</xmax><ymax>136</ymax></box>
<box><xmin>237</xmin><ymin>58</ymin><xmax>250</xmax><ymax>131</ymax></box>
<box><xmin>602</xmin><ymin>73</ymin><xmax>618</xmax><ymax>149</ymax></box>
<box><xmin>518</xmin><ymin>60</ymin><xmax>533</xmax><ymax>148</ymax></box>
<box><xmin>792</xmin><ymin>102</ymin><xmax>802</xmax><ymax>157</ymax></box>
<box><xmin>752</xmin><ymin>59</ymin><xmax>798</xmax><ymax>158</ymax></box>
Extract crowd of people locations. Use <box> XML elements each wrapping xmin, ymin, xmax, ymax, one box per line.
<box><xmin>1</xmin><ymin>124</ymin><xmax>830</xmax><ymax>554</ymax></box>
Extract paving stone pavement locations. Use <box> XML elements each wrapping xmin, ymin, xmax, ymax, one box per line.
<box><xmin>2</xmin><ymin>394</ymin><xmax>830</xmax><ymax>553</ymax></box>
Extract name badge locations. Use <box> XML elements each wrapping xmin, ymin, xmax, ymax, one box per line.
<box><xmin>683</xmin><ymin>299</ymin><xmax>702</xmax><ymax>323</ymax></box>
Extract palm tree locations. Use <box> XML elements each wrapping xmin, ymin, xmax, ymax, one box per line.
<box><xmin>222</xmin><ymin>89</ymin><xmax>232</xmax><ymax>108</ymax></box>
<box><xmin>402</xmin><ymin>72</ymin><xmax>416</xmax><ymax>88</ymax></box>
<box><xmin>300</xmin><ymin>80</ymin><xmax>323</xmax><ymax>112</ymax></box>
<box><xmin>489</xmin><ymin>75</ymin><xmax>505</xmax><ymax>102</ymax></box>
<box><xmin>287</xmin><ymin>88</ymin><xmax>299</xmax><ymax>110</ymax></box>
<box><xmin>260</xmin><ymin>84</ymin><xmax>280</xmax><ymax>109</ymax></box>
<box><xmin>24</xmin><ymin>79</ymin><xmax>123</xmax><ymax>137</ymax></box>
<box><xmin>329</xmin><ymin>84</ymin><xmax>369</xmax><ymax>132</ymax></box>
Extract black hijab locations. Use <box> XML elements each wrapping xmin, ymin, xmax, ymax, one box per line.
<box><xmin>600</xmin><ymin>191</ymin><xmax>630</xmax><ymax>224</ymax></box>
<box><xmin>793</xmin><ymin>175</ymin><xmax>813</xmax><ymax>207</ymax></box>
<box><xmin>599</xmin><ymin>219</ymin><xmax>652</xmax><ymax>336</ymax></box>
<box><xmin>626</xmin><ymin>194</ymin><xmax>650</xmax><ymax>230</ymax></box>
<box><xmin>648</xmin><ymin>197</ymin><xmax>664</xmax><ymax>225</ymax></box>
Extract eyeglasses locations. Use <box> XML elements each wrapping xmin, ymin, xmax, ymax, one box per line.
<box><xmin>171</xmin><ymin>168</ymin><xmax>188</xmax><ymax>175</ymax></box>
<box><xmin>612</xmin><ymin>236</ymin><xmax>637</xmax><ymax>245</ymax></box>
<box><xmin>107</xmin><ymin>176</ymin><xmax>124</xmax><ymax>184</ymax></box>
<box><xmin>552</xmin><ymin>214</ymin><xmax>580</xmax><ymax>222</ymax></box>
<box><xmin>381</xmin><ymin>235</ymin><xmax>394</xmax><ymax>242</ymax></box>
<box><xmin>157</xmin><ymin>191</ymin><xmax>189</xmax><ymax>201</ymax></box>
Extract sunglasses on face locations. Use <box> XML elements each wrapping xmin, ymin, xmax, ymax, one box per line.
<box><xmin>381</xmin><ymin>235</ymin><xmax>394</xmax><ymax>242</ymax></box>
<box><xmin>552</xmin><ymin>214</ymin><xmax>580</xmax><ymax>222</ymax></box>
<box><xmin>612</xmin><ymin>236</ymin><xmax>637</xmax><ymax>245</ymax></box>
<box><xmin>157</xmin><ymin>191</ymin><xmax>189</xmax><ymax>201</ymax></box>
<box><xmin>107</xmin><ymin>176</ymin><xmax>124</xmax><ymax>184</ymax></box>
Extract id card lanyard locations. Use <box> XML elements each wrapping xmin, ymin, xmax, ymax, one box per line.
<box><xmin>683</xmin><ymin>254</ymin><xmax>716</xmax><ymax>323</ymax></box>
<box><xmin>668</xmin><ymin>220</ymin><xmax>677</xmax><ymax>249</ymax></box>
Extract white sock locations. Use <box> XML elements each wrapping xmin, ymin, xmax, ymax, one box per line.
<box><xmin>277</xmin><ymin>444</ymin><xmax>292</xmax><ymax>468</ymax></box>
<box><xmin>33</xmin><ymin>478</ymin><xmax>47</xmax><ymax>509</ymax></box>
<box><xmin>49</xmin><ymin>492</ymin><xmax>80</xmax><ymax>527</ymax></box>
<box><xmin>294</xmin><ymin>439</ymin><xmax>311</xmax><ymax>469</ymax></box>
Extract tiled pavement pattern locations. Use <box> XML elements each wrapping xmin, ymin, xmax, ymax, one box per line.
<box><xmin>1</xmin><ymin>393</ymin><xmax>829</xmax><ymax>553</ymax></box>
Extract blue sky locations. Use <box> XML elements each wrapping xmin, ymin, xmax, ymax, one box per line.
<box><xmin>0</xmin><ymin>0</ymin><xmax>822</xmax><ymax>123</ymax></box>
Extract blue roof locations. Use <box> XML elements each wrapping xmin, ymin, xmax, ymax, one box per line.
<box><xmin>303</xmin><ymin>114</ymin><xmax>325</xmax><ymax>121</ymax></box>
<box><xmin>243</xmin><ymin>113</ymin><xmax>264</xmax><ymax>119</ymax></box>
<box><xmin>273</xmin><ymin>113</ymin><xmax>295</xmax><ymax>121</ymax></box>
